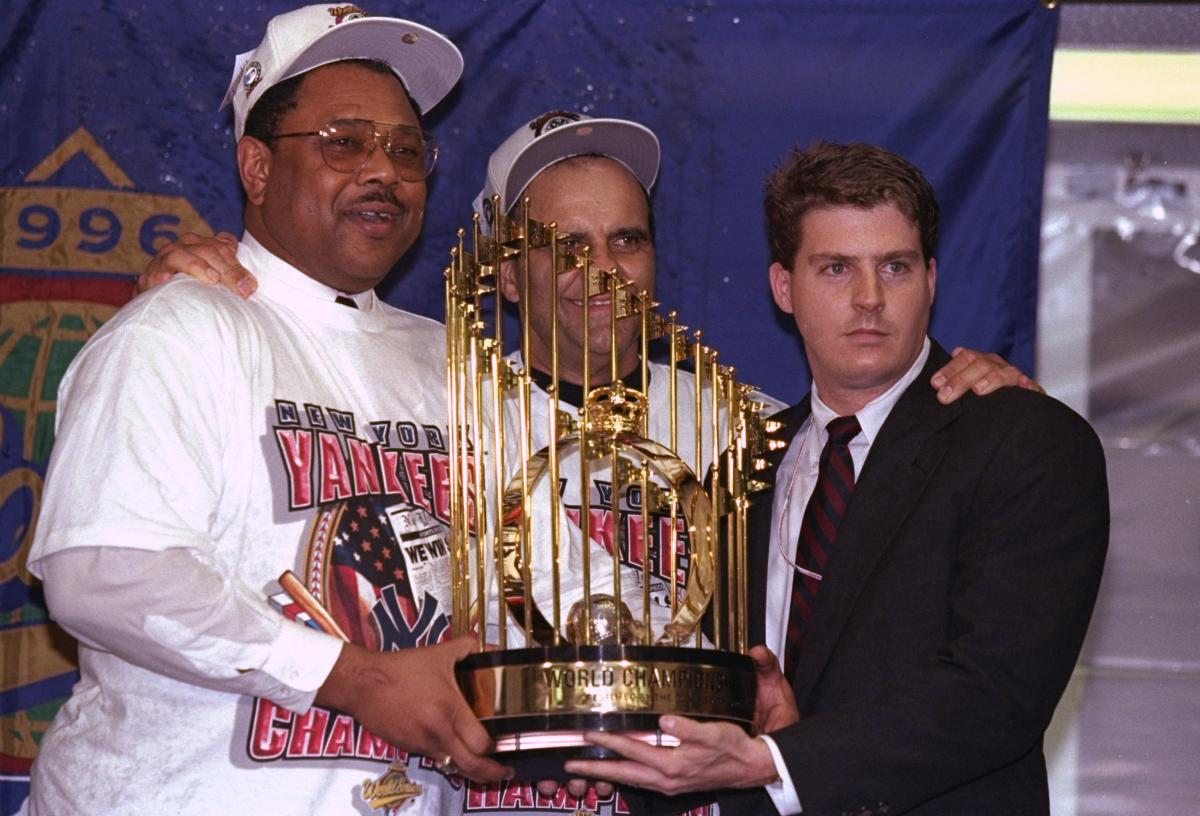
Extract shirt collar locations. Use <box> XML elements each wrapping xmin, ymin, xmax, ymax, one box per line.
<box><xmin>809</xmin><ymin>336</ymin><xmax>931</xmax><ymax>446</ymax></box>
<box><xmin>238</xmin><ymin>231</ymin><xmax>377</xmax><ymax>314</ymax></box>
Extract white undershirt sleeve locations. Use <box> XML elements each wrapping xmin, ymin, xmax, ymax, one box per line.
<box><xmin>760</xmin><ymin>734</ymin><xmax>804</xmax><ymax>814</ymax></box>
<box><xmin>39</xmin><ymin>546</ymin><xmax>342</xmax><ymax>713</ymax></box>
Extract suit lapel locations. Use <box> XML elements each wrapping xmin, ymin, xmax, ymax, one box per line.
<box><xmin>790</xmin><ymin>346</ymin><xmax>961</xmax><ymax>707</ymax></box>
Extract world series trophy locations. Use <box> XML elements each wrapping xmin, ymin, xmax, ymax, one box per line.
<box><xmin>445</xmin><ymin>197</ymin><xmax>776</xmax><ymax>777</ymax></box>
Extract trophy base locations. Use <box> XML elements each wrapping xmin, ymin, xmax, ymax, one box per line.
<box><xmin>457</xmin><ymin>643</ymin><xmax>755</xmax><ymax>779</ymax></box>
<box><xmin>488</xmin><ymin>730</ymin><xmax>679</xmax><ymax>779</ymax></box>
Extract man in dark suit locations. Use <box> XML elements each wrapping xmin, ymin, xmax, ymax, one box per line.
<box><xmin>565</xmin><ymin>141</ymin><xmax>1109</xmax><ymax>815</ymax></box>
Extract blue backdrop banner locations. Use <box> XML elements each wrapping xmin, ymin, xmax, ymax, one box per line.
<box><xmin>0</xmin><ymin>2</ymin><xmax>1055</xmax><ymax>810</ymax></box>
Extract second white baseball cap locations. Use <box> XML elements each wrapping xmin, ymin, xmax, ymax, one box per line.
<box><xmin>474</xmin><ymin>110</ymin><xmax>661</xmax><ymax>234</ymax></box>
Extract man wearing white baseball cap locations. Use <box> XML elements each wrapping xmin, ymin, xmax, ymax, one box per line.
<box><xmin>477</xmin><ymin>110</ymin><xmax>663</xmax><ymax>396</ymax></box>
<box><xmin>26</xmin><ymin>5</ymin><xmax>510</xmax><ymax>815</ymax></box>
<box><xmin>467</xmin><ymin>111</ymin><xmax>732</xmax><ymax>816</ymax></box>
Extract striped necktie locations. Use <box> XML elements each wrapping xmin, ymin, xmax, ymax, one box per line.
<box><xmin>783</xmin><ymin>414</ymin><xmax>861</xmax><ymax>682</ymax></box>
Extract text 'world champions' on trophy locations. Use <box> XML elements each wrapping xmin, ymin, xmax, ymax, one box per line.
<box><xmin>445</xmin><ymin>196</ymin><xmax>780</xmax><ymax>777</ymax></box>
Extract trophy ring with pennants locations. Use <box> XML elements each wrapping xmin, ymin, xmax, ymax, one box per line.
<box><xmin>444</xmin><ymin>197</ymin><xmax>781</xmax><ymax>778</ymax></box>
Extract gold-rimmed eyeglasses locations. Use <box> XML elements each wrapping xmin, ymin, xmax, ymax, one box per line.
<box><xmin>272</xmin><ymin>118</ymin><xmax>439</xmax><ymax>182</ymax></box>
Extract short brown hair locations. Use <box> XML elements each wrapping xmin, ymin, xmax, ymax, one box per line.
<box><xmin>764</xmin><ymin>142</ymin><xmax>939</xmax><ymax>267</ymax></box>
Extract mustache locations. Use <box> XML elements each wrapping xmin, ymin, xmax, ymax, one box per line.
<box><xmin>350</xmin><ymin>190</ymin><xmax>404</xmax><ymax>209</ymax></box>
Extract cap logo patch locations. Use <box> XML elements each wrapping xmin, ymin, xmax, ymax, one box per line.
<box><xmin>242</xmin><ymin>61</ymin><xmax>263</xmax><ymax>96</ymax></box>
<box><xmin>530</xmin><ymin>110</ymin><xmax>582</xmax><ymax>138</ymax></box>
<box><xmin>327</xmin><ymin>5</ymin><xmax>367</xmax><ymax>25</ymax></box>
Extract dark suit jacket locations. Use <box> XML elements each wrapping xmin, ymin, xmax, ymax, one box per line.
<box><xmin>719</xmin><ymin>341</ymin><xmax>1109</xmax><ymax>816</ymax></box>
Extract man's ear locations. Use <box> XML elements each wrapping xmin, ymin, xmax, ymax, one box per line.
<box><xmin>237</xmin><ymin>136</ymin><xmax>272</xmax><ymax>206</ymax></box>
<box><xmin>498</xmin><ymin>258</ymin><xmax>520</xmax><ymax>304</ymax></box>
<box><xmin>768</xmin><ymin>261</ymin><xmax>795</xmax><ymax>314</ymax></box>
<box><xmin>926</xmin><ymin>256</ymin><xmax>937</xmax><ymax>301</ymax></box>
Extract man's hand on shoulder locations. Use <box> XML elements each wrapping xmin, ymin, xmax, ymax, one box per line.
<box><xmin>315</xmin><ymin>634</ymin><xmax>512</xmax><ymax>784</ymax></box>
<box><xmin>930</xmin><ymin>346</ymin><xmax>1044</xmax><ymax>404</ymax></box>
<box><xmin>136</xmin><ymin>231</ymin><xmax>257</xmax><ymax>298</ymax></box>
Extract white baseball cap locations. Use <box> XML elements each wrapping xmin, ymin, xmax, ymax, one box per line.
<box><xmin>474</xmin><ymin>110</ymin><xmax>661</xmax><ymax>234</ymax></box>
<box><xmin>220</xmin><ymin>4</ymin><xmax>463</xmax><ymax>140</ymax></box>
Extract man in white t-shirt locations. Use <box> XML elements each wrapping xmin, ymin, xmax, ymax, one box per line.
<box><xmin>26</xmin><ymin>5</ymin><xmax>511</xmax><ymax>815</ymax></box>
